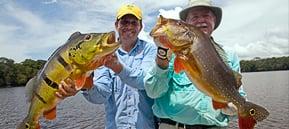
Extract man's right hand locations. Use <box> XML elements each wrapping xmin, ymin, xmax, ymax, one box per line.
<box><xmin>55</xmin><ymin>78</ymin><xmax>79</xmax><ymax>100</ymax></box>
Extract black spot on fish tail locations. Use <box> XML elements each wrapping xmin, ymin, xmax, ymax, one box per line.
<box><xmin>43</xmin><ymin>75</ymin><xmax>58</xmax><ymax>89</ymax></box>
<box><xmin>33</xmin><ymin>91</ymin><xmax>47</xmax><ymax>104</ymax></box>
<box><xmin>57</xmin><ymin>56</ymin><xmax>71</xmax><ymax>71</ymax></box>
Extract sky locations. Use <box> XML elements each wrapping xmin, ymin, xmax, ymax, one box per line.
<box><xmin>0</xmin><ymin>0</ymin><xmax>288</xmax><ymax>63</ymax></box>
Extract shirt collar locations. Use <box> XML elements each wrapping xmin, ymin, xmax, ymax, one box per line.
<box><xmin>118</xmin><ymin>38</ymin><xmax>141</xmax><ymax>56</ymax></box>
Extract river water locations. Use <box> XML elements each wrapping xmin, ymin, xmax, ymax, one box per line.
<box><xmin>0</xmin><ymin>71</ymin><xmax>288</xmax><ymax>129</ymax></box>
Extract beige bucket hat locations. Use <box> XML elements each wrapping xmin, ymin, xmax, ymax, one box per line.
<box><xmin>179</xmin><ymin>0</ymin><xmax>222</xmax><ymax>29</ymax></box>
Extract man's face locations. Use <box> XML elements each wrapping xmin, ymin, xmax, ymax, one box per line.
<box><xmin>185</xmin><ymin>7</ymin><xmax>216</xmax><ymax>35</ymax></box>
<box><xmin>116</xmin><ymin>14</ymin><xmax>142</xmax><ymax>41</ymax></box>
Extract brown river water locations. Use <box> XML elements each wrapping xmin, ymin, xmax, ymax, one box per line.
<box><xmin>0</xmin><ymin>71</ymin><xmax>288</xmax><ymax>129</ymax></box>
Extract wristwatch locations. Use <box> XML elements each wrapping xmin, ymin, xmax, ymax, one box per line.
<box><xmin>157</xmin><ymin>47</ymin><xmax>169</xmax><ymax>60</ymax></box>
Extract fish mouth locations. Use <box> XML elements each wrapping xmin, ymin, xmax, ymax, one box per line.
<box><xmin>150</xmin><ymin>15</ymin><xmax>168</xmax><ymax>37</ymax></box>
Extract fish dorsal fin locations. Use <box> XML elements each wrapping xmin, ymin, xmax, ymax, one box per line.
<box><xmin>25</xmin><ymin>76</ymin><xmax>38</xmax><ymax>102</ymax></box>
<box><xmin>68</xmin><ymin>32</ymin><xmax>81</xmax><ymax>41</ymax></box>
<box><xmin>212</xmin><ymin>40</ymin><xmax>243</xmax><ymax>89</ymax></box>
<box><xmin>211</xmin><ymin>40</ymin><xmax>229</xmax><ymax>66</ymax></box>
<box><xmin>233</xmin><ymin>71</ymin><xmax>242</xmax><ymax>89</ymax></box>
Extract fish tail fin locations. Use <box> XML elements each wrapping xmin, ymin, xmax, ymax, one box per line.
<box><xmin>238</xmin><ymin>101</ymin><xmax>269</xmax><ymax>129</ymax></box>
<box><xmin>17</xmin><ymin>117</ymin><xmax>40</xmax><ymax>129</ymax></box>
<box><xmin>238</xmin><ymin>113</ymin><xmax>256</xmax><ymax>129</ymax></box>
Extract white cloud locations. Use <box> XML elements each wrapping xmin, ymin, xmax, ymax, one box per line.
<box><xmin>0</xmin><ymin>0</ymin><xmax>288</xmax><ymax>63</ymax></box>
<box><xmin>159</xmin><ymin>7</ymin><xmax>182</xmax><ymax>19</ymax></box>
<box><xmin>214</xmin><ymin>0</ymin><xmax>288</xmax><ymax>59</ymax></box>
<box><xmin>3</xmin><ymin>3</ymin><xmax>48</xmax><ymax>33</ymax></box>
<box><xmin>42</xmin><ymin>0</ymin><xmax>58</xmax><ymax>4</ymax></box>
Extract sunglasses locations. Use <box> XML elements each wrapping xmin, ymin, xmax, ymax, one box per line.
<box><xmin>119</xmin><ymin>19</ymin><xmax>139</xmax><ymax>26</ymax></box>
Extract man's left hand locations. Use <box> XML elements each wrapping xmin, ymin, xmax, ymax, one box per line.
<box><xmin>221</xmin><ymin>102</ymin><xmax>238</xmax><ymax>116</ymax></box>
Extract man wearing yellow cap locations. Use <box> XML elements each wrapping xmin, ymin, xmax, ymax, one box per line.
<box><xmin>81</xmin><ymin>3</ymin><xmax>158</xmax><ymax>129</ymax></box>
<box><xmin>56</xmin><ymin>3</ymin><xmax>157</xmax><ymax>129</ymax></box>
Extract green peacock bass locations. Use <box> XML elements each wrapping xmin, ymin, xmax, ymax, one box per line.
<box><xmin>17</xmin><ymin>31</ymin><xmax>120</xmax><ymax>129</ymax></box>
<box><xmin>150</xmin><ymin>15</ymin><xmax>269</xmax><ymax>129</ymax></box>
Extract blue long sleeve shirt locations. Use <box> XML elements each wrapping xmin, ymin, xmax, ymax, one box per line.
<box><xmin>144</xmin><ymin>45</ymin><xmax>246</xmax><ymax>126</ymax></box>
<box><xmin>82</xmin><ymin>39</ymin><xmax>157</xmax><ymax>129</ymax></box>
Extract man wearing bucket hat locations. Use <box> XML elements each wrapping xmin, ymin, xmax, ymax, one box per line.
<box><xmin>144</xmin><ymin>0</ymin><xmax>246</xmax><ymax>129</ymax></box>
<box><xmin>56</xmin><ymin>3</ymin><xmax>158</xmax><ymax>129</ymax></box>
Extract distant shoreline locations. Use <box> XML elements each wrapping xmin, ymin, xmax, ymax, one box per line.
<box><xmin>1</xmin><ymin>56</ymin><xmax>288</xmax><ymax>87</ymax></box>
<box><xmin>1</xmin><ymin>70</ymin><xmax>288</xmax><ymax>88</ymax></box>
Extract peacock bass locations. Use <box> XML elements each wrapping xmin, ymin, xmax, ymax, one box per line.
<box><xmin>150</xmin><ymin>16</ymin><xmax>269</xmax><ymax>129</ymax></box>
<box><xmin>17</xmin><ymin>31</ymin><xmax>120</xmax><ymax>129</ymax></box>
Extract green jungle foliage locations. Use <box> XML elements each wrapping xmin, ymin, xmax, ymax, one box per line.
<box><xmin>0</xmin><ymin>57</ymin><xmax>46</xmax><ymax>87</ymax></box>
<box><xmin>0</xmin><ymin>56</ymin><xmax>288</xmax><ymax>87</ymax></box>
<box><xmin>240</xmin><ymin>56</ymin><xmax>289</xmax><ymax>72</ymax></box>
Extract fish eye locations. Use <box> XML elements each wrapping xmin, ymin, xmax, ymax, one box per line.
<box><xmin>84</xmin><ymin>35</ymin><xmax>92</xmax><ymax>41</ymax></box>
<box><xmin>25</xmin><ymin>123</ymin><xmax>30</xmax><ymax>129</ymax></box>
<box><xmin>249</xmin><ymin>109</ymin><xmax>256</xmax><ymax>116</ymax></box>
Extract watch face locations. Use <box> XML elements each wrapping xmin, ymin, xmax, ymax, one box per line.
<box><xmin>158</xmin><ymin>47</ymin><xmax>168</xmax><ymax>56</ymax></box>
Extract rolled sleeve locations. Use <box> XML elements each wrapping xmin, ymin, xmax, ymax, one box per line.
<box><xmin>144</xmin><ymin>64</ymin><xmax>170</xmax><ymax>99</ymax></box>
<box><xmin>117</xmin><ymin>43</ymin><xmax>157</xmax><ymax>90</ymax></box>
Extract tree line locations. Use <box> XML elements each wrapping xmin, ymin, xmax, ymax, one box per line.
<box><xmin>240</xmin><ymin>56</ymin><xmax>289</xmax><ymax>72</ymax></box>
<box><xmin>0</xmin><ymin>56</ymin><xmax>288</xmax><ymax>87</ymax></box>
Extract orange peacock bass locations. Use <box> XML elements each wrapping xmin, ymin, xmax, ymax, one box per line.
<box><xmin>150</xmin><ymin>16</ymin><xmax>269</xmax><ymax>129</ymax></box>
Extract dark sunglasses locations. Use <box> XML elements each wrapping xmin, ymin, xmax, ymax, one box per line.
<box><xmin>119</xmin><ymin>19</ymin><xmax>139</xmax><ymax>26</ymax></box>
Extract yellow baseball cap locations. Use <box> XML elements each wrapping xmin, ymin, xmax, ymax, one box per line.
<box><xmin>116</xmin><ymin>4</ymin><xmax>142</xmax><ymax>20</ymax></box>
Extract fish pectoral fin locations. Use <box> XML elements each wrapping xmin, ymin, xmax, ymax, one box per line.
<box><xmin>233</xmin><ymin>71</ymin><xmax>242</xmax><ymax>89</ymax></box>
<box><xmin>43</xmin><ymin>106</ymin><xmax>57</xmax><ymax>120</ymax></box>
<box><xmin>174</xmin><ymin>56</ymin><xmax>185</xmax><ymax>73</ymax></box>
<box><xmin>212</xmin><ymin>100</ymin><xmax>228</xmax><ymax>109</ymax></box>
<box><xmin>36</xmin><ymin>123</ymin><xmax>41</xmax><ymax>129</ymax></box>
<box><xmin>75</xmin><ymin>75</ymin><xmax>88</xmax><ymax>90</ymax></box>
<box><xmin>82</xmin><ymin>73</ymin><xmax>94</xmax><ymax>90</ymax></box>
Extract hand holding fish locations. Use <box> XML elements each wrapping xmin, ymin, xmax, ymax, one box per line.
<box><xmin>154</xmin><ymin>38</ymin><xmax>172</xmax><ymax>69</ymax></box>
<box><xmin>103</xmin><ymin>53</ymin><xmax>123</xmax><ymax>74</ymax></box>
<box><xmin>221</xmin><ymin>102</ymin><xmax>238</xmax><ymax>116</ymax></box>
<box><xmin>55</xmin><ymin>78</ymin><xmax>78</xmax><ymax>99</ymax></box>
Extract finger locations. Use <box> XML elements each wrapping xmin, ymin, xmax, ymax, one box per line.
<box><xmin>62</xmin><ymin>86</ymin><xmax>76</xmax><ymax>96</ymax></box>
<box><xmin>58</xmin><ymin>81</ymin><xmax>69</xmax><ymax>96</ymax></box>
<box><xmin>65</xmin><ymin>78</ymin><xmax>75</xmax><ymax>89</ymax></box>
<box><xmin>65</xmin><ymin>78</ymin><xmax>78</xmax><ymax>95</ymax></box>
<box><xmin>55</xmin><ymin>92</ymin><xmax>64</xmax><ymax>100</ymax></box>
